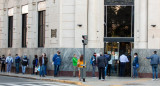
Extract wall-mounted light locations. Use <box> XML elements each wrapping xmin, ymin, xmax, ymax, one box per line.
<box><xmin>32</xmin><ymin>2</ymin><xmax>36</xmax><ymax>5</ymax></box>
<box><xmin>77</xmin><ymin>24</ymin><xmax>82</xmax><ymax>27</ymax></box>
<box><xmin>151</xmin><ymin>25</ymin><xmax>156</xmax><ymax>27</ymax></box>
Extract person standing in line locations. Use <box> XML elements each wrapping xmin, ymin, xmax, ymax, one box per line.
<box><xmin>6</xmin><ymin>54</ymin><xmax>13</xmax><ymax>73</ymax></box>
<box><xmin>145</xmin><ymin>51</ymin><xmax>160</xmax><ymax>81</ymax></box>
<box><xmin>132</xmin><ymin>53</ymin><xmax>139</xmax><ymax>78</ymax></box>
<box><xmin>72</xmin><ymin>54</ymin><xmax>78</xmax><ymax>77</ymax></box>
<box><xmin>119</xmin><ymin>54</ymin><xmax>129</xmax><ymax>77</ymax></box>
<box><xmin>90</xmin><ymin>53</ymin><xmax>97</xmax><ymax>77</ymax></box>
<box><xmin>1</xmin><ymin>55</ymin><xmax>6</xmax><ymax>72</ymax></box>
<box><xmin>52</xmin><ymin>51</ymin><xmax>61</xmax><ymax>77</ymax></box>
<box><xmin>104</xmin><ymin>52</ymin><xmax>111</xmax><ymax>77</ymax></box>
<box><xmin>97</xmin><ymin>53</ymin><xmax>106</xmax><ymax>81</ymax></box>
<box><xmin>77</xmin><ymin>55</ymin><xmax>86</xmax><ymax>81</ymax></box>
<box><xmin>39</xmin><ymin>53</ymin><xmax>48</xmax><ymax>77</ymax></box>
<box><xmin>15</xmin><ymin>54</ymin><xmax>21</xmax><ymax>74</ymax></box>
<box><xmin>21</xmin><ymin>55</ymin><xmax>29</xmax><ymax>74</ymax></box>
<box><xmin>43</xmin><ymin>53</ymin><xmax>48</xmax><ymax>76</ymax></box>
<box><xmin>32</xmin><ymin>55</ymin><xmax>38</xmax><ymax>75</ymax></box>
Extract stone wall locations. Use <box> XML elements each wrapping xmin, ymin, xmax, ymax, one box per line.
<box><xmin>0</xmin><ymin>48</ymin><xmax>103</xmax><ymax>72</ymax></box>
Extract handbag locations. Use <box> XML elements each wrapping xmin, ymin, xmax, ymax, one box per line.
<box><xmin>136</xmin><ymin>63</ymin><xmax>139</xmax><ymax>68</ymax></box>
<box><xmin>37</xmin><ymin>66</ymin><xmax>40</xmax><ymax>72</ymax></box>
<box><xmin>35</xmin><ymin>67</ymin><xmax>38</xmax><ymax>72</ymax></box>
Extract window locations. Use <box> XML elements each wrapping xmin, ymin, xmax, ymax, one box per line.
<box><xmin>8</xmin><ymin>16</ymin><xmax>13</xmax><ymax>48</ymax></box>
<box><xmin>22</xmin><ymin>14</ymin><xmax>28</xmax><ymax>47</ymax></box>
<box><xmin>38</xmin><ymin>11</ymin><xmax>45</xmax><ymax>47</ymax></box>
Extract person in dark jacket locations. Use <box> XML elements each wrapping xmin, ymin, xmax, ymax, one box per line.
<box><xmin>32</xmin><ymin>55</ymin><xmax>38</xmax><ymax>75</ymax></box>
<box><xmin>1</xmin><ymin>55</ymin><xmax>6</xmax><ymax>72</ymax></box>
<box><xmin>97</xmin><ymin>53</ymin><xmax>107</xmax><ymax>81</ymax></box>
<box><xmin>15</xmin><ymin>54</ymin><xmax>21</xmax><ymax>74</ymax></box>
<box><xmin>52</xmin><ymin>51</ymin><xmax>61</xmax><ymax>76</ymax></box>
<box><xmin>21</xmin><ymin>55</ymin><xmax>29</xmax><ymax>74</ymax></box>
<box><xmin>104</xmin><ymin>52</ymin><xmax>111</xmax><ymax>77</ymax></box>
<box><xmin>90</xmin><ymin>53</ymin><xmax>97</xmax><ymax>77</ymax></box>
<box><xmin>43</xmin><ymin>53</ymin><xmax>48</xmax><ymax>76</ymax></box>
<box><xmin>39</xmin><ymin>53</ymin><xmax>48</xmax><ymax>77</ymax></box>
<box><xmin>132</xmin><ymin>53</ymin><xmax>139</xmax><ymax>78</ymax></box>
<box><xmin>146</xmin><ymin>51</ymin><xmax>160</xmax><ymax>80</ymax></box>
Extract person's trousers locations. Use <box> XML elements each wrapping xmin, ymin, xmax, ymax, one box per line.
<box><xmin>7</xmin><ymin>64</ymin><xmax>12</xmax><ymax>72</ymax></box>
<box><xmin>120</xmin><ymin>62</ymin><xmax>126</xmax><ymax>77</ymax></box>
<box><xmin>33</xmin><ymin>65</ymin><xmax>38</xmax><ymax>75</ymax></box>
<box><xmin>107</xmin><ymin>64</ymin><xmax>111</xmax><ymax>76</ymax></box>
<box><xmin>40</xmin><ymin>65</ymin><xmax>45</xmax><ymax>76</ymax></box>
<box><xmin>22</xmin><ymin>66</ymin><xmax>26</xmax><ymax>74</ymax></box>
<box><xmin>54</xmin><ymin>65</ymin><xmax>60</xmax><ymax>76</ymax></box>
<box><xmin>15</xmin><ymin>63</ymin><xmax>19</xmax><ymax>73</ymax></box>
<box><xmin>133</xmin><ymin>66</ymin><xmax>138</xmax><ymax>77</ymax></box>
<box><xmin>1</xmin><ymin>64</ymin><xmax>5</xmax><ymax>72</ymax></box>
<box><xmin>105</xmin><ymin>64</ymin><xmax>108</xmax><ymax>76</ymax></box>
<box><xmin>44</xmin><ymin>65</ymin><xmax>47</xmax><ymax>75</ymax></box>
<box><xmin>98</xmin><ymin>67</ymin><xmax>105</xmax><ymax>80</ymax></box>
<box><xmin>73</xmin><ymin>66</ymin><xmax>77</xmax><ymax>77</ymax></box>
<box><xmin>80</xmin><ymin>68</ymin><xmax>86</xmax><ymax>79</ymax></box>
<box><xmin>92</xmin><ymin>66</ymin><xmax>96</xmax><ymax>77</ymax></box>
<box><xmin>152</xmin><ymin>64</ymin><xmax>158</xmax><ymax>79</ymax></box>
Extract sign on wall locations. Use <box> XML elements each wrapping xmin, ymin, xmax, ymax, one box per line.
<box><xmin>51</xmin><ymin>29</ymin><xmax>57</xmax><ymax>38</ymax></box>
<box><xmin>104</xmin><ymin>0</ymin><xmax>134</xmax><ymax>5</ymax></box>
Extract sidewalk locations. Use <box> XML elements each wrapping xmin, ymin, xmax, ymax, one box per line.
<box><xmin>0</xmin><ymin>72</ymin><xmax>159</xmax><ymax>86</ymax></box>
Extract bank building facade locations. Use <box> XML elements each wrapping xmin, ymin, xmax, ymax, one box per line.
<box><xmin>0</xmin><ymin>0</ymin><xmax>160</xmax><ymax>77</ymax></box>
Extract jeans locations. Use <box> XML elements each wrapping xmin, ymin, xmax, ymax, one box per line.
<box><xmin>98</xmin><ymin>67</ymin><xmax>105</xmax><ymax>80</ymax></box>
<box><xmin>120</xmin><ymin>62</ymin><xmax>126</xmax><ymax>77</ymax></box>
<box><xmin>40</xmin><ymin>65</ymin><xmax>45</xmax><ymax>76</ymax></box>
<box><xmin>105</xmin><ymin>64</ymin><xmax>108</xmax><ymax>76</ymax></box>
<box><xmin>92</xmin><ymin>66</ymin><xmax>96</xmax><ymax>77</ymax></box>
<box><xmin>44</xmin><ymin>65</ymin><xmax>47</xmax><ymax>75</ymax></box>
<box><xmin>7</xmin><ymin>63</ymin><xmax>12</xmax><ymax>72</ymax></box>
<box><xmin>15</xmin><ymin>63</ymin><xmax>19</xmax><ymax>73</ymax></box>
<box><xmin>54</xmin><ymin>65</ymin><xmax>60</xmax><ymax>76</ymax></box>
<box><xmin>152</xmin><ymin>64</ymin><xmax>158</xmax><ymax>79</ymax></box>
<box><xmin>133</xmin><ymin>66</ymin><xmax>138</xmax><ymax>77</ymax></box>
<box><xmin>22</xmin><ymin>66</ymin><xmax>26</xmax><ymax>74</ymax></box>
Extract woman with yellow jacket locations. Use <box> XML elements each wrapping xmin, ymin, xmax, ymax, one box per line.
<box><xmin>77</xmin><ymin>55</ymin><xmax>86</xmax><ymax>81</ymax></box>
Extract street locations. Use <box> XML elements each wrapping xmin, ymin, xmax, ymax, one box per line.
<box><xmin>0</xmin><ymin>75</ymin><xmax>78</xmax><ymax>86</ymax></box>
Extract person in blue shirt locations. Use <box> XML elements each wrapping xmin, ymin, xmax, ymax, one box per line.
<box><xmin>6</xmin><ymin>54</ymin><xmax>13</xmax><ymax>73</ymax></box>
<box><xmin>90</xmin><ymin>53</ymin><xmax>97</xmax><ymax>77</ymax></box>
<box><xmin>132</xmin><ymin>53</ymin><xmax>139</xmax><ymax>78</ymax></box>
<box><xmin>15</xmin><ymin>54</ymin><xmax>21</xmax><ymax>74</ymax></box>
<box><xmin>146</xmin><ymin>51</ymin><xmax>160</xmax><ymax>80</ymax></box>
<box><xmin>52</xmin><ymin>51</ymin><xmax>61</xmax><ymax>77</ymax></box>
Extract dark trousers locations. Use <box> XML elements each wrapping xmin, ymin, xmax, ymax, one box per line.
<box><xmin>32</xmin><ymin>65</ymin><xmax>37</xmax><ymax>75</ymax></box>
<box><xmin>54</xmin><ymin>65</ymin><xmax>60</xmax><ymax>76</ymax></box>
<box><xmin>1</xmin><ymin>64</ymin><xmax>5</xmax><ymax>72</ymax></box>
<box><xmin>98</xmin><ymin>67</ymin><xmax>105</xmax><ymax>80</ymax></box>
<box><xmin>15</xmin><ymin>63</ymin><xmax>19</xmax><ymax>73</ymax></box>
<box><xmin>107</xmin><ymin>64</ymin><xmax>111</xmax><ymax>76</ymax></box>
<box><xmin>120</xmin><ymin>62</ymin><xmax>126</xmax><ymax>77</ymax></box>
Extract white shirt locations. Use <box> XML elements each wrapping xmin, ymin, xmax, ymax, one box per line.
<box><xmin>120</xmin><ymin>54</ymin><xmax>129</xmax><ymax>63</ymax></box>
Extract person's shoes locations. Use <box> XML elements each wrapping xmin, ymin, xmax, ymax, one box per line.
<box><xmin>152</xmin><ymin>79</ymin><xmax>155</xmax><ymax>81</ymax></box>
<box><xmin>79</xmin><ymin>78</ymin><xmax>81</xmax><ymax>81</ymax></box>
<box><xmin>101</xmin><ymin>79</ymin><xmax>105</xmax><ymax>81</ymax></box>
<box><xmin>156</xmin><ymin>79</ymin><xmax>158</xmax><ymax>81</ymax></box>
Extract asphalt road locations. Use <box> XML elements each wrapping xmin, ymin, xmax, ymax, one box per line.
<box><xmin>0</xmin><ymin>75</ymin><xmax>78</xmax><ymax>86</ymax></box>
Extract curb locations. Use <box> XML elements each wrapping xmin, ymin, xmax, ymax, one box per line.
<box><xmin>0</xmin><ymin>74</ymin><xmax>89</xmax><ymax>86</ymax></box>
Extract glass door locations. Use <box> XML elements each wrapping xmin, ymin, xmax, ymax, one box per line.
<box><xmin>105</xmin><ymin>42</ymin><xmax>119</xmax><ymax>76</ymax></box>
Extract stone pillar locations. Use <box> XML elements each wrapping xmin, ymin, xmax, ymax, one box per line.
<box><xmin>134</xmin><ymin>0</ymin><xmax>148</xmax><ymax>49</ymax></box>
<box><xmin>88</xmin><ymin>0</ymin><xmax>97</xmax><ymax>48</ymax></box>
<box><xmin>0</xmin><ymin>0</ymin><xmax>4</xmax><ymax>48</ymax></box>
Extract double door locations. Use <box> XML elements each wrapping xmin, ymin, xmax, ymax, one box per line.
<box><xmin>105</xmin><ymin>42</ymin><xmax>132</xmax><ymax>76</ymax></box>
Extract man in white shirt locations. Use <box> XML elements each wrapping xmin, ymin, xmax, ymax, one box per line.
<box><xmin>119</xmin><ymin>54</ymin><xmax>129</xmax><ymax>77</ymax></box>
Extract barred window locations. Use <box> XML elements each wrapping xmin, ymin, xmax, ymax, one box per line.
<box><xmin>22</xmin><ymin>14</ymin><xmax>28</xmax><ymax>48</ymax></box>
<box><xmin>8</xmin><ymin>16</ymin><xmax>13</xmax><ymax>48</ymax></box>
<box><xmin>38</xmin><ymin>11</ymin><xmax>45</xmax><ymax>47</ymax></box>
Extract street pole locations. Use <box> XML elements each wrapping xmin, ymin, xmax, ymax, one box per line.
<box><xmin>82</xmin><ymin>43</ymin><xmax>86</xmax><ymax>82</ymax></box>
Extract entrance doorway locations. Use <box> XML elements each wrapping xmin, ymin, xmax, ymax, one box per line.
<box><xmin>105</xmin><ymin>42</ymin><xmax>132</xmax><ymax>76</ymax></box>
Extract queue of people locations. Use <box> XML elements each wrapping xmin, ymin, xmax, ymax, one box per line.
<box><xmin>0</xmin><ymin>50</ymin><xmax>160</xmax><ymax>81</ymax></box>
